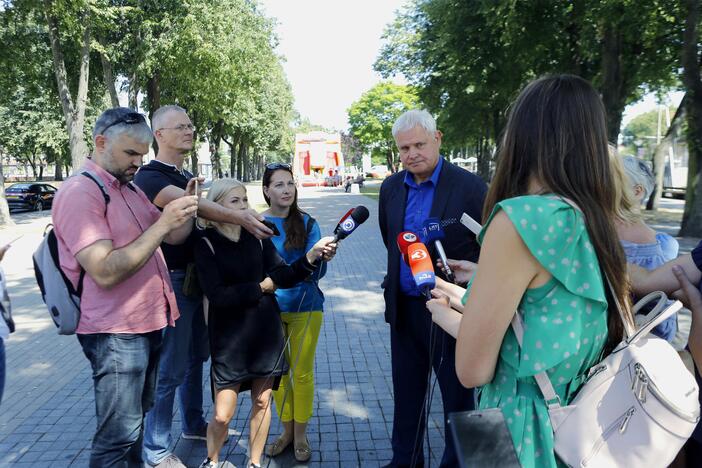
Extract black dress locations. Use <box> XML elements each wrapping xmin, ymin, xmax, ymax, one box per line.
<box><xmin>194</xmin><ymin>228</ymin><xmax>317</xmax><ymax>392</ymax></box>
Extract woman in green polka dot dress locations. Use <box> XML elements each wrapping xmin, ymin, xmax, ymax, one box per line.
<box><xmin>427</xmin><ymin>75</ymin><xmax>635</xmax><ymax>468</ymax></box>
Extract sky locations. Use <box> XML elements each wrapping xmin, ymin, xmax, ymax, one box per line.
<box><xmin>260</xmin><ymin>0</ymin><xmax>680</xmax><ymax>134</ymax></box>
<box><xmin>259</xmin><ymin>0</ymin><xmax>408</xmax><ymax>131</ymax></box>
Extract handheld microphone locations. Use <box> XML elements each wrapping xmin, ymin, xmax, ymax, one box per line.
<box><xmin>407</xmin><ymin>242</ymin><xmax>436</xmax><ymax>299</ymax></box>
<box><xmin>333</xmin><ymin>205</ymin><xmax>370</xmax><ymax>242</ymax></box>
<box><xmin>396</xmin><ymin>231</ymin><xmax>420</xmax><ymax>266</ymax></box>
<box><xmin>422</xmin><ymin>217</ymin><xmax>455</xmax><ymax>283</ymax></box>
<box><xmin>333</xmin><ymin>208</ymin><xmax>355</xmax><ymax>236</ymax></box>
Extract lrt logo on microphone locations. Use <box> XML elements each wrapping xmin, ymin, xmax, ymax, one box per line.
<box><xmin>427</xmin><ymin>223</ymin><xmax>440</xmax><ymax>232</ymax></box>
<box><xmin>403</xmin><ymin>232</ymin><xmax>417</xmax><ymax>242</ymax></box>
<box><xmin>341</xmin><ymin>218</ymin><xmax>356</xmax><ymax>232</ymax></box>
<box><xmin>410</xmin><ymin>249</ymin><xmax>427</xmax><ymax>261</ymax></box>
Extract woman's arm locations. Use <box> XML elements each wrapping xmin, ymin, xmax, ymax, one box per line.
<box><xmin>629</xmin><ymin>253</ymin><xmax>701</xmax><ymax>296</ymax></box>
<box><xmin>672</xmin><ymin>266</ymin><xmax>702</xmax><ymax>373</ymax></box>
<box><xmin>304</xmin><ymin>218</ymin><xmax>328</xmax><ymax>280</ymax></box>
<box><xmin>455</xmin><ymin>211</ymin><xmax>544</xmax><ymax>389</ymax></box>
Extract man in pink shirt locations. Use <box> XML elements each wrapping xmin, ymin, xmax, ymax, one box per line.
<box><xmin>52</xmin><ymin>107</ymin><xmax>199</xmax><ymax>468</ymax></box>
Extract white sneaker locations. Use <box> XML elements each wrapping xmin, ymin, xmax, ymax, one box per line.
<box><xmin>198</xmin><ymin>458</ymin><xmax>219</xmax><ymax>468</ymax></box>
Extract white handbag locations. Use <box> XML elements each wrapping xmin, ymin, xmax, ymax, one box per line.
<box><xmin>512</xmin><ymin>291</ymin><xmax>701</xmax><ymax>467</ymax></box>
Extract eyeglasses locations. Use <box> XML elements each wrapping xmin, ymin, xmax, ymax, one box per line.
<box><xmin>99</xmin><ymin>112</ymin><xmax>146</xmax><ymax>134</ymax></box>
<box><xmin>265</xmin><ymin>162</ymin><xmax>292</xmax><ymax>171</ymax></box>
<box><xmin>158</xmin><ymin>124</ymin><xmax>195</xmax><ymax>132</ymax></box>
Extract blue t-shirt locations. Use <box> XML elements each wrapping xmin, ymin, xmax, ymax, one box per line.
<box><xmin>266</xmin><ymin>214</ymin><xmax>326</xmax><ymax>313</ymax></box>
<box><xmin>622</xmin><ymin>232</ymin><xmax>679</xmax><ymax>341</ymax></box>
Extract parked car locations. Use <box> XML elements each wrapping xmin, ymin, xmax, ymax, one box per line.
<box><xmin>366</xmin><ymin>165</ymin><xmax>390</xmax><ymax>179</ymax></box>
<box><xmin>6</xmin><ymin>182</ymin><xmax>57</xmax><ymax>212</ymax></box>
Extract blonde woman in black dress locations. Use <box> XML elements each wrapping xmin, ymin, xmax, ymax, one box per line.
<box><xmin>195</xmin><ymin>179</ymin><xmax>336</xmax><ymax>468</ymax></box>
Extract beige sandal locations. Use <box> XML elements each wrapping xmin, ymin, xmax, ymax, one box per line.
<box><xmin>294</xmin><ymin>438</ymin><xmax>312</xmax><ymax>462</ymax></box>
<box><xmin>265</xmin><ymin>436</ymin><xmax>292</xmax><ymax>457</ymax></box>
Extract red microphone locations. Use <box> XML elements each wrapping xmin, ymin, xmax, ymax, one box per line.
<box><xmin>396</xmin><ymin>231</ymin><xmax>420</xmax><ymax>266</ymax></box>
<box><xmin>407</xmin><ymin>242</ymin><xmax>436</xmax><ymax>299</ymax></box>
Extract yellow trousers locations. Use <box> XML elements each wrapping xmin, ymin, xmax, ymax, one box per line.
<box><xmin>272</xmin><ymin>311</ymin><xmax>323</xmax><ymax>423</ymax></box>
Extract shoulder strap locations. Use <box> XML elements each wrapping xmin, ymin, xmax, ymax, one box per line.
<box><xmin>510</xmin><ymin>195</ymin><xmax>634</xmax><ymax>413</ymax></box>
<box><xmin>81</xmin><ymin>171</ymin><xmax>110</xmax><ymax>215</ymax></box>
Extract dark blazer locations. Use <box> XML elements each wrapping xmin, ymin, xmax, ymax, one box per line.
<box><xmin>378</xmin><ymin>160</ymin><xmax>487</xmax><ymax>329</ymax></box>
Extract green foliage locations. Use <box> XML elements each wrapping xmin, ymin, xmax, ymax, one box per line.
<box><xmin>375</xmin><ymin>0</ymin><xmax>683</xmax><ymax>177</ymax></box>
<box><xmin>621</xmin><ymin>106</ymin><xmax>677</xmax><ymax>156</ymax></box>
<box><xmin>347</xmin><ymin>82</ymin><xmax>420</xmax><ymax>171</ymax></box>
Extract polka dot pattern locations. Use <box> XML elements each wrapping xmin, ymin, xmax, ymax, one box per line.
<box><xmin>466</xmin><ymin>195</ymin><xmax>609</xmax><ymax>468</ymax></box>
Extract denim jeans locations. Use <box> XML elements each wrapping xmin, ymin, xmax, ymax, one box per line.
<box><xmin>143</xmin><ymin>270</ymin><xmax>209</xmax><ymax>465</ymax></box>
<box><xmin>78</xmin><ymin>331</ymin><xmax>162</xmax><ymax>468</ymax></box>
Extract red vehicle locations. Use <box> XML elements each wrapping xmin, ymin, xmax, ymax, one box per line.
<box><xmin>294</xmin><ymin>132</ymin><xmax>344</xmax><ymax>187</ymax></box>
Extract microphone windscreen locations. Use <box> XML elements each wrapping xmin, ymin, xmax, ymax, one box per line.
<box><xmin>408</xmin><ymin>242</ymin><xmax>436</xmax><ymax>292</ymax></box>
<box><xmin>422</xmin><ymin>217</ymin><xmax>445</xmax><ymax>243</ymax></box>
<box><xmin>335</xmin><ymin>205</ymin><xmax>369</xmax><ymax>240</ymax></box>
<box><xmin>334</xmin><ymin>208</ymin><xmax>355</xmax><ymax>234</ymax></box>
<box><xmin>350</xmin><ymin>205</ymin><xmax>370</xmax><ymax>224</ymax></box>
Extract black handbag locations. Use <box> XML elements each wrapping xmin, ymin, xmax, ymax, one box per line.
<box><xmin>448</xmin><ymin>408</ymin><xmax>520</xmax><ymax>468</ymax></box>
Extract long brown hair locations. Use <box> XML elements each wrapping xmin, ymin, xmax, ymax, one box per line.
<box><xmin>485</xmin><ymin>74</ymin><xmax>633</xmax><ymax>352</ymax></box>
<box><xmin>262</xmin><ymin>166</ymin><xmax>308</xmax><ymax>251</ymax></box>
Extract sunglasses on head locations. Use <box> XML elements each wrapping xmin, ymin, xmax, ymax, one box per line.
<box><xmin>99</xmin><ymin>112</ymin><xmax>146</xmax><ymax>134</ymax></box>
<box><xmin>265</xmin><ymin>162</ymin><xmax>292</xmax><ymax>171</ymax></box>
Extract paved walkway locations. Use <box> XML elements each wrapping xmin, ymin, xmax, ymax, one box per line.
<box><xmin>0</xmin><ymin>185</ymin><xmax>697</xmax><ymax>468</ymax></box>
<box><xmin>0</xmin><ymin>184</ymin><xmax>447</xmax><ymax>467</ymax></box>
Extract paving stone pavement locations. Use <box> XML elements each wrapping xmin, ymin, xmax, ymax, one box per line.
<box><xmin>0</xmin><ymin>184</ymin><xmax>448</xmax><ymax>467</ymax></box>
<box><xmin>1</xmin><ymin>186</ymin><xmax>694</xmax><ymax>468</ymax></box>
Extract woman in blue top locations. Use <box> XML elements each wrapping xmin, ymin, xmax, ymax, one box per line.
<box><xmin>614</xmin><ymin>154</ymin><xmax>679</xmax><ymax>341</ymax></box>
<box><xmin>261</xmin><ymin>163</ymin><xmax>327</xmax><ymax>462</ymax></box>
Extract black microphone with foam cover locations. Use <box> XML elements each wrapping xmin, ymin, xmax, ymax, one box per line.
<box><xmin>333</xmin><ymin>205</ymin><xmax>369</xmax><ymax>242</ymax></box>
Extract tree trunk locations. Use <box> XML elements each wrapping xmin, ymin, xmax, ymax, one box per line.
<box><xmin>210</xmin><ymin>120</ymin><xmax>224</xmax><ymax>179</ymax></box>
<box><xmin>128</xmin><ymin>68</ymin><xmax>138</xmax><ymax>109</ymax></box>
<box><xmin>0</xmin><ymin>150</ymin><xmax>13</xmax><ymax>227</ymax></box>
<box><xmin>237</xmin><ymin>139</ymin><xmax>245</xmax><ymax>181</ymax></box>
<box><xmin>646</xmin><ymin>143</ymin><xmax>666</xmax><ymax>210</ymax></box>
<box><xmin>43</xmin><ymin>1</ymin><xmax>91</xmax><ymax>172</ymax></box>
<box><xmin>147</xmin><ymin>73</ymin><xmax>161</xmax><ymax>154</ymax></box>
<box><xmin>680</xmin><ymin>0</ymin><xmax>702</xmax><ymax>236</ymax></box>
<box><xmin>600</xmin><ymin>23</ymin><xmax>626</xmax><ymax>144</ymax></box>
<box><xmin>223</xmin><ymin>131</ymin><xmax>240</xmax><ymax>179</ymax></box>
<box><xmin>99</xmin><ymin>38</ymin><xmax>119</xmax><ymax>107</ymax></box>
<box><xmin>190</xmin><ymin>126</ymin><xmax>199</xmax><ymax>177</ymax></box>
<box><xmin>54</xmin><ymin>160</ymin><xmax>63</xmax><ymax>181</ymax></box>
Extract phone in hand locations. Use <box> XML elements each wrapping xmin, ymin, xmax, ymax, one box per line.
<box><xmin>262</xmin><ymin>219</ymin><xmax>280</xmax><ymax>236</ymax></box>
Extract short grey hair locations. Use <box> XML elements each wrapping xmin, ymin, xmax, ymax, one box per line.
<box><xmin>622</xmin><ymin>156</ymin><xmax>654</xmax><ymax>202</ymax></box>
<box><xmin>152</xmin><ymin>105</ymin><xmax>187</xmax><ymax>132</ymax></box>
<box><xmin>93</xmin><ymin>107</ymin><xmax>153</xmax><ymax>145</ymax></box>
<box><xmin>392</xmin><ymin>109</ymin><xmax>437</xmax><ymax>138</ymax></box>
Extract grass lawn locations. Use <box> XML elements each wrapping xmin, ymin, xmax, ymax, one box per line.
<box><xmin>360</xmin><ymin>181</ymin><xmax>381</xmax><ymax>200</ymax></box>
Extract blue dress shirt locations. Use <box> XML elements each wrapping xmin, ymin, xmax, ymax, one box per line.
<box><xmin>399</xmin><ymin>157</ymin><xmax>444</xmax><ymax>296</ymax></box>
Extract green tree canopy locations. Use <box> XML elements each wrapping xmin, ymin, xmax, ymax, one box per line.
<box><xmin>347</xmin><ymin>82</ymin><xmax>420</xmax><ymax>172</ymax></box>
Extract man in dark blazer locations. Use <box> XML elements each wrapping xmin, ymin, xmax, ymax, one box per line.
<box><xmin>379</xmin><ymin>110</ymin><xmax>487</xmax><ymax>467</ymax></box>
